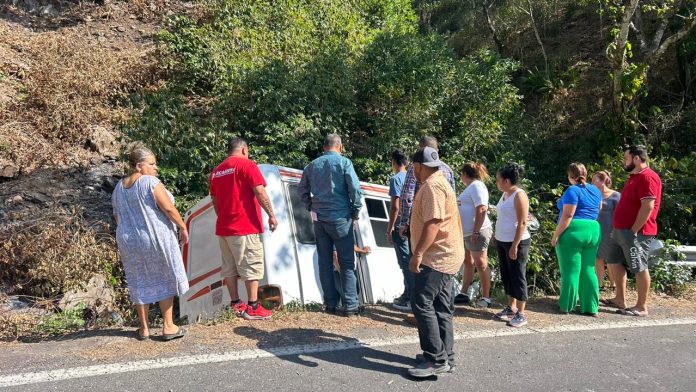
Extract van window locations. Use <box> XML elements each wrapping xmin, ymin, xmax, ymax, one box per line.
<box><xmin>366</xmin><ymin>198</ymin><xmax>387</xmax><ymax>219</ymax></box>
<box><xmin>366</xmin><ymin>197</ymin><xmax>390</xmax><ymax>248</ymax></box>
<box><xmin>287</xmin><ymin>183</ymin><xmax>315</xmax><ymax>244</ymax></box>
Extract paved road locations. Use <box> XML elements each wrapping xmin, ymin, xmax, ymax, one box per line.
<box><xmin>4</xmin><ymin>324</ymin><xmax>695</xmax><ymax>392</ymax></box>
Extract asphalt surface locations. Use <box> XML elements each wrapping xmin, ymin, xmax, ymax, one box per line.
<box><xmin>3</xmin><ymin>323</ymin><xmax>696</xmax><ymax>392</ymax></box>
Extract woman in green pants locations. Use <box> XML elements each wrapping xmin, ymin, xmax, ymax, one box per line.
<box><xmin>551</xmin><ymin>163</ymin><xmax>602</xmax><ymax>316</ymax></box>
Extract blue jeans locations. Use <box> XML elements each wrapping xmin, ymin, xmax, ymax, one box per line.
<box><xmin>314</xmin><ymin>218</ymin><xmax>359</xmax><ymax>310</ymax></box>
<box><xmin>392</xmin><ymin>229</ymin><xmax>413</xmax><ymax>299</ymax></box>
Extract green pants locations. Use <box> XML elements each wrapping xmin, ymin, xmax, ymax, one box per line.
<box><xmin>555</xmin><ymin>219</ymin><xmax>601</xmax><ymax>314</ymax></box>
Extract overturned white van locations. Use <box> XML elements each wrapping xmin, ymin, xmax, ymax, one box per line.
<box><xmin>180</xmin><ymin>164</ymin><xmax>404</xmax><ymax>322</ymax></box>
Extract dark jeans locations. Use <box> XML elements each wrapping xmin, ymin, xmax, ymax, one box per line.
<box><xmin>411</xmin><ymin>265</ymin><xmax>455</xmax><ymax>365</ymax></box>
<box><xmin>496</xmin><ymin>238</ymin><xmax>531</xmax><ymax>302</ymax></box>
<box><xmin>314</xmin><ymin>218</ymin><xmax>359</xmax><ymax>310</ymax></box>
<box><xmin>392</xmin><ymin>229</ymin><xmax>413</xmax><ymax>299</ymax></box>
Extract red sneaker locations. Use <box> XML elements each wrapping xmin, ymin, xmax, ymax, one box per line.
<box><xmin>243</xmin><ymin>303</ymin><xmax>272</xmax><ymax>320</ymax></box>
<box><xmin>231</xmin><ymin>300</ymin><xmax>247</xmax><ymax>317</ymax></box>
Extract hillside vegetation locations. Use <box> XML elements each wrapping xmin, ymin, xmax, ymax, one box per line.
<box><xmin>0</xmin><ymin>0</ymin><xmax>694</xmax><ymax>338</ymax></box>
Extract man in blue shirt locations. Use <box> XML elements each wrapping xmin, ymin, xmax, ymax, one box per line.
<box><xmin>387</xmin><ymin>149</ymin><xmax>412</xmax><ymax>311</ymax></box>
<box><xmin>299</xmin><ymin>134</ymin><xmax>363</xmax><ymax>316</ymax></box>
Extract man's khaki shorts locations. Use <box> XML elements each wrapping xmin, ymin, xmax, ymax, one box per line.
<box><xmin>218</xmin><ymin>234</ymin><xmax>265</xmax><ymax>281</ymax></box>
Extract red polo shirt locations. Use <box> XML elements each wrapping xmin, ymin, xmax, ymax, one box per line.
<box><xmin>209</xmin><ymin>156</ymin><xmax>266</xmax><ymax>236</ymax></box>
<box><xmin>613</xmin><ymin>167</ymin><xmax>662</xmax><ymax>236</ymax></box>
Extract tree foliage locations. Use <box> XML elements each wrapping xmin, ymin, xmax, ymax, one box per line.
<box><xmin>127</xmin><ymin>0</ymin><xmax>522</xmax><ymax>195</ymax></box>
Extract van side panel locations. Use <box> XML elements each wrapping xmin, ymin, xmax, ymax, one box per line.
<box><xmin>258</xmin><ymin>165</ymin><xmax>304</xmax><ymax>305</ymax></box>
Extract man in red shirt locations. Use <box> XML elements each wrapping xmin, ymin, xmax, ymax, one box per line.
<box><xmin>209</xmin><ymin>138</ymin><xmax>278</xmax><ymax>320</ymax></box>
<box><xmin>603</xmin><ymin>145</ymin><xmax>662</xmax><ymax>317</ymax></box>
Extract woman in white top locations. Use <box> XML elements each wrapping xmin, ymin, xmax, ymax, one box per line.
<box><xmin>455</xmin><ymin>163</ymin><xmax>493</xmax><ymax>308</ymax></box>
<box><xmin>493</xmin><ymin>163</ymin><xmax>531</xmax><ymax>328</ymax></box>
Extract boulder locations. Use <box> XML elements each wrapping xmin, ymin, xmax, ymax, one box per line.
<box><xmin>0</xmin><ymin>159</ymin><xmax>19</xmax><ymax>178</ymax></box>
<box><xmin>84</xmin><ymin>126</ymin><xmax>118</xmax><ymax>157</ymax></box>
<box><xmin>58</xmin><ymin>274</ymin><xmax>115</xmax><ymax>315</ymax></box>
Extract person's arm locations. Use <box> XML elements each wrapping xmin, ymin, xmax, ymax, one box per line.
<box><xmin>253</xmin><ymin>185</ymin><xmax>278</xmax><ymax>232</ymax></box>
<box><xmin>298</xmin><ymin>167</ymin><xmax>312</xmax><ymax>212</ymax></box>
<box><xmin>153</xmin><ymin>183</ymin><xmax>188</xmax><ymax>245</ymax></box>
<box><xmin>509</xmin><ymin>190</ymin><xmax>529</xmax><ymax>260</ymax></box>
<box><xmin>632</xmin><ymin>198</ymin><xmax>655</xmax><ymax>235</ymax></box>
<box><xmin>399</xmin><ymin>166</ymin><xmax>416</xmax><ymax>237</ymax></box>
<box><xmin>344</xmin><ymin>159</ymin><xmax>363</xmax><ymax>220</ymax></box>
<box><xmin>409</xmin><ymin>218</ymin><xmax>442</xmax><ymax>273</ymax></box>
<box><xmin>211</xmin><ymin>196</ymin><xmax>219</xmax><ymax>215</ymax></box>
<box><xmin>387</xmin><ymin>195</ymin><xmax>400</xmax><ymax>244</ymax></box>
<box><xmin>552</xmin><ymin>204</ymin><xmax>577</xmax><ymax>247</ymax></box>
<box><xmin>470</xmin><ymin>204</ymin><xmax>488</xmax><ymax>242</ymax></box>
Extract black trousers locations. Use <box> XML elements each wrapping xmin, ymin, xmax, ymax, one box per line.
<box><xmin>410</xmin><ymin>265</ymin><xmax>455</xmax><ymax>365</ymax></box>
<box><xmin>496</xmin><ymin>238</ymin><xmax>531</xmax><ymax>301</ymax></box>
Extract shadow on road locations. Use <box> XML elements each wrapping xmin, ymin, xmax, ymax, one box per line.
<box><xmin>234</xmin><ymin>325</ymin><xmax>416</xmax><ymax>379</ymax></box>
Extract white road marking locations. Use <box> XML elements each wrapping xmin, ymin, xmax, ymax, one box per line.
<box><xmin>1</xmin><ymin>317</ymin><xmax>695</xmax><ymax>388</ymax></box>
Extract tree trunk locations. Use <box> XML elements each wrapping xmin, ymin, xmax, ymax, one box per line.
<box><xmin>483</xmin><ymin>0</ymin><xmax>505</xmax><ymax>54</ymax></box>
<box><xmin>609</xmin><ymin>0</ymin><xmax>641</xmax><ymax>121</ymax></box>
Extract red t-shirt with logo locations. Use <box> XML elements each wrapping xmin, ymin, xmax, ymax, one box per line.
<box><xmin>209</xmin><ymin>157</ymin><xmax>266</xmax><ymax>236</ymax></box>
<box><xmin>613</xmin><ymin>167</ymin><xmax>662</xmax><ymax>236</ymax></box>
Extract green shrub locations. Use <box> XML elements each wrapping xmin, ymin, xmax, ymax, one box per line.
<box><xmin>127</xmin><ymin>0</ymin><xmax>522</xmax><ymax>196</ymax></box>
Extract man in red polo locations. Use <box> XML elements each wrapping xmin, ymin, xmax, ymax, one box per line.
<box><xmin>604</xmin><ymin>145</ymin><xmax>662</xmax><ymax>317</ymax></box>
<box><xmin>210</xmin><ymin>137</ymin><xmax>278</xmax><ymax>320</ymax></box>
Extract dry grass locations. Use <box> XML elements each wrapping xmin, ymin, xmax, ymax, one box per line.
<box><xmin>0</xmin><ymin>206</ymin><xmax>122</xmax><ymax>301</ymax></box>
<box><xmin>0</xmin><ymin>3</ymin><xmax>162</xmax><ymax>173</ymax></box>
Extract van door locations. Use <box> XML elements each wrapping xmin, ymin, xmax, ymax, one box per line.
<box><xmin>354</xmin><ymin>196</ymin><xmax>404</xmax><ymax>304</ymax></box>
<box><xmin>284</xmin><ymin>182</ymin><xmax>324</xmax><ymax>305</ymax></box>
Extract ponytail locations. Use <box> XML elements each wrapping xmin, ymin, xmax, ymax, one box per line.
<box><xmin>461</xmin><ymin>162</ymin><xmax>490</xmax><ymax>182</ymax></box>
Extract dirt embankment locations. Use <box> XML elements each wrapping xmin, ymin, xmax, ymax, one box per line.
<box><xmin>0</xmin><ymin>0</ymin><xmax>195</xmax><ymax>333</ymax></box>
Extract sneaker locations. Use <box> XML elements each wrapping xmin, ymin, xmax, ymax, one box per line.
<box><xmin>392</xmin><ymin>296</ymin><xmax>411</xmax><ymax>312</ymax></box>
<box><xmin>507</xmin><ymin>312</ymin><xmax>528</xmax><ymax>328</ymax></box>
<box><xmin>476</xmin><ymin>297</ymin><xmax>491</xmax><ymax>308</ymax></box>
<box><xmin>243</xmin><ymin>303</ymin><xmax>272</xmax><ymax>320</ymax></box>
<box><xmin>415</xmin><ymin>354</ymin><xmax>455</xmax><ymax>373</ymax></box>
<box><xmin>454</xmin><ymin>293</ymin><xmax>470</xmax><ymax>304</ymax></box>
<box><xmin>494</xmin><ymin>306</ymin><xmax>516</xmax><ymax>321</ymax></box>
<box><xmin>408</xmin><ymin>361</ymin><xmax>450</xmax><ymax>378</ymax></box>
<box><xmin>341</xmin><ymin>306</ymin><xmax>364</xmax><ymax>317</ymax></box>
<box><xmin>230</xmin><ymin>300</ymin><xmax>247</xmax><ymax>317</ymax></box>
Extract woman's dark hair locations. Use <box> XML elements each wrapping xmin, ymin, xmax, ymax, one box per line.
<box><xmin>593</xmin><ymin>170</ymin><xmax>612</xmax><ymax>187</ymax></box>
<box><xmin>391</xmin><ymin>149</ymin><xmax>408</xmax><ymax>167</ymax></box>
<box><xmin>567</xmin><ymin>162</ymin><xmax>588</xmax><ymax>185</ymax></box>
<box><xmin>461</xmin><ymin>162</ymin><xmax>490</xmax><ymax>182</ymax></box>
<box><xmin>497</xmin><ymin>163</ymin><xmax>523</xmax><ymax>185</ymax></box>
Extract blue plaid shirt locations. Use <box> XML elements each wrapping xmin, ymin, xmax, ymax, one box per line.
<box><xmin>298</xmin><ymin>151</ymin><xmax>363</xmax><ymax>221</ymax></box>
<box><xmin>398</xmin><ymin>162</ymin><xmax>456</xmax><ymax>228</ymax></box>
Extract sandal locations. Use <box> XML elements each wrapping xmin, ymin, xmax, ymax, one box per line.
<box><xmin>617</xmin><ymin>308</ymin><xmax>648</xmax><ymax>317</ymax></box>
<box><xmin>136</xmin><ymin>328</ymin><xmax>150</xmax><ymax>341</ymax></box>
<box><xmin>162</xmin><ymin>327</ymin><xmax>186</xmax><ymax>341</ymax></box>
<box><xmin>599</xmin><ymin>298</ymin><xmax>623</xmax><ymax>309</ymax></box>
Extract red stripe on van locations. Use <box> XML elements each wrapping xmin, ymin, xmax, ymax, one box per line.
<box><xmin>360</xmin><ymin>184</ymin><xmax>389</xmax><ymax>195</ymax></box>
<box><xmin>278</xmin><ymin>169</ymin><xmax>302</xmax><ymax>179</ymax></box>
<box><xmin>188</xmin><ymin>267</ymin><xmax>222</xmax><ymax>287</ymax></box>
<box><xmin>187</xmin><ymin>286</ymin><xmax>211</xmax><ymax>302</ymax></box>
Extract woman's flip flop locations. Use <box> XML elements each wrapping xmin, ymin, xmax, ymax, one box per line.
<box><xmin>617</xmin><ymin>308</ymin><xmax>648</xmax><ymax>317</ymax></box>
<box><xmin>162</xmin><ymin>327</ymin><xmax>186</xmax><ymax>341</ymax></box>
<box><xmin>600</xmin><ymin>298</ymin><xmax>622</xmax><ymax>309</ymax></box>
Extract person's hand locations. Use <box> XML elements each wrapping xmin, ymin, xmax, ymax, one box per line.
<box><xmin>363</xmin><ymin>246</ymin><xmax>372</xmax><ymax>254</ymax></box>
<box><xmin>386</xmin><ymin>229</ymin><xmax>394</xmax><ymax>245</ymax></box>
<box><xmin>471</xmin><ymin>232</ymin><xmax>480</xmax><ymax>243</ymax></box>
<box><xmin>399</xmin><ymin>226</ymin><xmax>408</xmax><ymax>239</ymax></box>
<box><xmin>351</xmin><ymin>211</ymin><xmax>360</xmax><ymax>221</ymax></box>
<box><xmin>508</xmin><ymin>244</ymin><xmax>518</xmax><ymax>261</ymax></box>
<box><xmin>179</xmin><ymin>228</ymin><xmax>189</xmax><ymax>246</ymax></box>
<box><xmin>268</xmin><ymin>216</ymin><xmax>278</xmax><ymax>232</ymax></box>
<box><xmin>409</xmin><ymin>255</ymin><xmax>422</xmax><ymax>273</ymax></box>
<box><xmin>551</xmin><ymin>235</ymin><xmax>558</xmax><ymax>247</ymax></box>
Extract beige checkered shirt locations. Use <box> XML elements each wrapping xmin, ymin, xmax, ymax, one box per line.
<box><xmin>410</xmin><ymin>171</ymin><xmax>465</xmax><ymax>275</ymax></box>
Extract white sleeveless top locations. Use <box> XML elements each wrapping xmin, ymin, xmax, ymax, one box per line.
<box><xmin>495</xmin><ymin>189</ymin><xmax>531</xmax><ymax>242</ymax></box>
